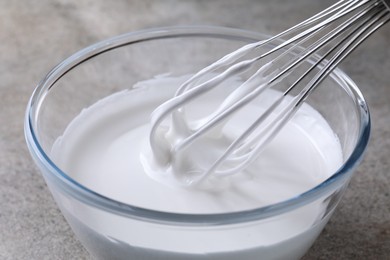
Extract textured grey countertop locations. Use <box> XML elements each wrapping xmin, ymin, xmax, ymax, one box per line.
<box><xmin>0</xmin><ymin>0</ymin><xmax>389</xmax><ymax>259</ymax></box>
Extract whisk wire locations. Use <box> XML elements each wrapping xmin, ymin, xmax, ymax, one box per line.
<box><xmin>203</xmin><ymin>2</ymin><xmax>390</xmax><ymax>178</ymax></box>
<box><xmin>176</xmin><ymin>0</ymin><xmax>366</xmax><ymax>96</ymax></box>
<box><xmin>170</xmin><ymin>1</ymin><xmax>379</xmax><ymax>155</ymax></box>
<box><xmin>207</xmin><ymin>3</ymin><xmax>390</xmax><ymax>178</ymax></box>
<box><xmin>148</xmin><ymin>0</ymin><xmax>390</xmax><ymax>184</ymax></box>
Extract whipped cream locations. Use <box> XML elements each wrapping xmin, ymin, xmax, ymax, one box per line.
<box><xmin>50</xmin><ymin>74</ymin><xmax>344</xmax><ymax>259</ymax></box>
<box><xmin>51</xmin><ymin>74</ymin><xmax>342</xmax><ymax>214</ymax></box>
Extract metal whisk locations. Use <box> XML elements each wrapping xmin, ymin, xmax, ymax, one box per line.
<box><xmin>148</xmin><ymin>0</ymin><xmax>390</xmax><ymax>185</ymax></box>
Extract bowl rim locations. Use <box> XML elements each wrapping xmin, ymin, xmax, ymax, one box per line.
<box><xmin>24</xmin><ymin>25</ymin><xmax>370</xmax><ymax>226</ymax></box>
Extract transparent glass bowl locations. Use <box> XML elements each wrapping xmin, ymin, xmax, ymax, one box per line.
<box><xmin>25</xmin><ymin>26</ymin><xmax>370</xmax><ymax>260</ymax></box>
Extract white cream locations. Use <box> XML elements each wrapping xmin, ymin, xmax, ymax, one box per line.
<box><xmin>50</xmin><ymin>74</ymin><xmax>343</xmax><ymax>260</ymax></box>
<box><xmin>51</xmin><ymin>74</ymin><xmax>342</xmax><ymax>214</ymax></box>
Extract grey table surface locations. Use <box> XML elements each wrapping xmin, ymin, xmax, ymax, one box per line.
<box><xmin>1</xmin><ymin>0</ymin><xmax>389</xmax><ymax>259</ymax></box>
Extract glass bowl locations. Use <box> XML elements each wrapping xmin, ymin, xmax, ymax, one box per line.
<box><xmin>25</xmin><ymin>26</ymin><xmax>370</xmax><ymax>260</ymax></box>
